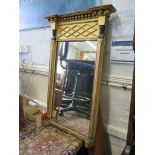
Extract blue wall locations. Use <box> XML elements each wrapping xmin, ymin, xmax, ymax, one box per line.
<box><xmin>19</xmin><ymin>0</ymin><xmax>99</xmax><ymax>30</ymax></box>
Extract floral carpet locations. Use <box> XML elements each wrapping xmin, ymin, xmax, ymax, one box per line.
<box><xmin>19</xmin><ymin>123</ymin><xmax>83</xmax><ymax>155</ymax></box>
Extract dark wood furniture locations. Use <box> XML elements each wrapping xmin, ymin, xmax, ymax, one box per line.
<box><xmin>19</xmin><ymin>95</ymin><xmax>25</xmax><ymax>131</ymax></box>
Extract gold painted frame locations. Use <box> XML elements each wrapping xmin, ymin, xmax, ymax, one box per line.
<box><xmin>45</xmin><ymin>5</ymin><xmax>116</xmax><ymax>148</ymax></box>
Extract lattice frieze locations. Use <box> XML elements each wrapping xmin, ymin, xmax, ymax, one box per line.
<box><xmin>57</xmin><ymin>22</ymin><xmax>98</xmax><ymax>40</ymax></box>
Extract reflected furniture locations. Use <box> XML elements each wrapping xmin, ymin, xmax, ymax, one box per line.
<box><xmin>60</xmin><ymin>60</ymin><xmax>94</xmax><ymax>118</ymax></box>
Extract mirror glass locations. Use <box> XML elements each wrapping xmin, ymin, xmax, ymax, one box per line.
<box><xmin>52</xmin><ymin>41</ymin><xmax>97</xmax><ymax>136</ymax></box>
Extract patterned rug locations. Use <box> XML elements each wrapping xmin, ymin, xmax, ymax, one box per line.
<box><xmin>19</xmin><ymin>122</ymin><xmax>83</xmax><ymax>155</ymax></box>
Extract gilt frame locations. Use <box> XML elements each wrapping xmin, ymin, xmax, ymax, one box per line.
<box><xmin>45</xmin><ymin>5</ymin><xmax>116</xmax><ymax>148</ymax></box>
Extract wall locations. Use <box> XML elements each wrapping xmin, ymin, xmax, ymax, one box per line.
<box><xmin>19</xmin><ymin>0</ymin><xmax>135</xmax><ymax>155</ymax></box>
<box><xmin>19</xmin><ymin>71</ymin><xmax>48</xmax><ymax>103</ymax></box>
<box><xmin>100</xmin><ymin>0</ymin><xmax>134</xmax><ymax>154</ymax></box>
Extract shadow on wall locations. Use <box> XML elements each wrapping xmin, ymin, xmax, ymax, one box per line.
<box><xmin>100</xmin><ymin>18</ymin><xmax>112</xmax><ymax>154</ymax></box>
<box><xmin>100</xmin><ymin>33</ymin><xmax>111</xmax><ymax>151</ymax></box>
<box><xmin>99</xmin><ymin>85</ymin><xmax>111</xmax><ymax>154</ymax></box>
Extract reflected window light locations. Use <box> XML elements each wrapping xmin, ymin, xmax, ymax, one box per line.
<box><xmin>86</xmin><ymin>41</ymin><xmax>96</xmax><ymax>50</ymax></box>
<box><xmin>57</xmin><ymin>59</ymin><xmax>63</xmax><ymax>74</ymax></box>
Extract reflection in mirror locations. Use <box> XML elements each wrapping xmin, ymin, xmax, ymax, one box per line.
<box><xmin>53</xmin><ymin>41</ymin><xmax>97</xmax><ymax>136</ymax></box>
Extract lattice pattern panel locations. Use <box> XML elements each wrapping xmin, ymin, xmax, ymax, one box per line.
<box><xmin>57</xmin><ymin>22</ymin><xmax>98</xmax><ymax>40</ymax></box>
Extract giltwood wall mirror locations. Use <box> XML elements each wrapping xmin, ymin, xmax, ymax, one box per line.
<box><xmin>45</xmin><ymin>5</ymin><xmax>116</xmax><ymax>148</ymax></box>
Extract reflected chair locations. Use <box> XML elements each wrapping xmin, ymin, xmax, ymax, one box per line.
<box><xmin>60</xmin><ymin>60</ymin><xmax>95</xmax><ymax>118</ymax></box>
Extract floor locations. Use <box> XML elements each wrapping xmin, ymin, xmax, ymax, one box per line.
<box><xmin>56</xmin><ymin>111</ymin><xmax>90</xmax><ymax>136</ymax></box>
<box><xmin>19</xmin><ymin>122</ymin><xmax>83</xmax><ymax>155</ymax></box>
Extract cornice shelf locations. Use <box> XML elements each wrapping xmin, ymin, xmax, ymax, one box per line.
<box><xmin>44</xmin><ymin>5</ymin><xmax>116</xmax><ymax>23</ymax></box>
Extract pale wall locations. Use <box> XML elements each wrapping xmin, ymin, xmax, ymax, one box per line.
<box><xmin>19</xmin><ymin>71</ymin><xmax>48</xmax><ymax>103</ymax></box>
